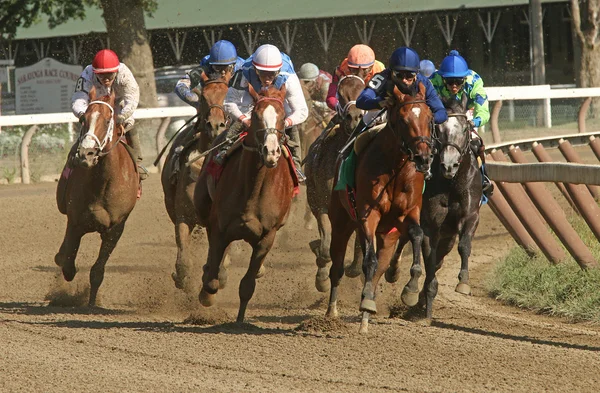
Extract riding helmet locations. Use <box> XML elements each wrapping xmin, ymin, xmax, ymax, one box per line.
<box><xmin>252</xmin><ymin>44</ymin><xmax>283</xmax><ymax>71</ymax></box>
<box><xmin>297</xmin><ymin>63</ymin><xmax>320</xmax><ymax>80</ymax></box>
<box><xmin>419</xmin><ymin>59</ymin><xmax>436</xmax><ymax>78</ymax></box>
<box><xmin>438</xmin><ymin>50</ymin><xmax>469</xmax><ymax>78</ymax></box>
<box><xmin>92</xmin><ymin>49</ymin><xmax>120</xmax><ymax>74</ymax></box>
<box><xmin>347</xmin><ymin>44</ymin><xmax>375</xmax><ymax>68</ymax></box>
<box><xmin>388</xmin><ymin>47</ymin><xmax>420</xmax><ymax>72</ymax></box>
<box><xmin>208</xmin><ymin>40</ymin><xmax>238</xmax><ymax>65</ymax></box>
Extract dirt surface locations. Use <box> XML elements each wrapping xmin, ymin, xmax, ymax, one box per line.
<box><xmin>1</xmin><ymin>176</ymin><xmax>600</xmax><ymax>393</ymax></box>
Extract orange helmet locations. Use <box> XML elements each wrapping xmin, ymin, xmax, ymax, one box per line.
<box><xmin>92</xmin><ymin>49</ymin><xmax>120</xmax><ymax>74</ymax></box>
<box><xmin>347</xmin><ymin>44</ymin><xmax>375</xmax><ymax>68</ymax></box>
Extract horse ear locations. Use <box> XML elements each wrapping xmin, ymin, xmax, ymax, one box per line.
<box><xmin>278</xmin><ymin>83</ymin><xmax>287</xmax><ymax>99</ymax></box>
<box><xmin>248</xmin><ymin>82</ymin><xmax>260</xmax><ymax>102</ymax></box>
<box><xmin>417</xmin><ymin>81</ymin><xmax>427</xmax><ymax>99</ymax></box>
<box><xmin>89</xmin><ymin>85</ymin><xmax>97</xmax><ymax>101</ymax></box>
<box><xmin>460</xmin><ymin>92</ymin><xmax>469</xmax><ymax>112</ymax></box>
<box><xmin>392</xmin><ymin>85</ymin><xmax>404</xmax><ymax>102</ymax></box>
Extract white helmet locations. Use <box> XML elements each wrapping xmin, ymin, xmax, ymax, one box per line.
<box><xmin>298</xmin><ymin>63</ymin><xmax>319</xmax><ymax>80</ymax></box>
<box><xmin>252</xmin><ymin>44</ymin><xmax>283</xmax><ymax>71</ymax></box>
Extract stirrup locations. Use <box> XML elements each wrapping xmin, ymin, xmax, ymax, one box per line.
<box><xmin>138</xmin><ymin>164</ymin><xmax>149</xmax><ymax>181</ymax></box>
<box><xmin>482</xmin><ymin>176</ymin><xmax>494</xmax><ymax>198</ymax></box>
<box><xmin>295</xmin><ymin>167</ymin><xmax>306</xmax><ymax>183</ymax></box>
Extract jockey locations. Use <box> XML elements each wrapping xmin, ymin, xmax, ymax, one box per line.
<box><xmin>419</xmin><ymin>59</ymin><xmax>436</xmax><ymax>78</ymax></box>
<box><xmin>175</xmin><ymin>40</ymin><xmax>245</xmax><ymax>109</ymax></box>
<box><xmin>297</xmin><ymin>62</ymin><xmax>334</xmax><ymax>120</ymax></box>
<box><xmin>356</xmin><ymin>46</ymin><xmax>448</xmax><ymax>127</ymax></box>
<box><xmin>430</xmin><ymin>50</ymin><xmax>493</xmax><ymax>198</ymax></box>
<box><xmin>223</xmin><ymin>44</ymin><xmax>309</xmax><ymax>181</ymax></box>
<box><xmin>71</xmin><ymin>49</ymin><xmax>146</xmax><ymax>178</ymax></box>
<box><xmin>325</xmin><ymin>44</ymin><xmax>385</xmax><ymax>111</ymax></box>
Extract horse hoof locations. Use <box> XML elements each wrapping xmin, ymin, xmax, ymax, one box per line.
<box><xmin>171</xmin><ymin>272</ymin><xmax>184</xmax><ymax>290</ymax></box>
<box><xmin>255</xmin><ymin>265</ymin><xmax>266</xmax><ymax>279</ymax></box>
<box><xmin>359</xmin><ymin>298</ymin><xmax>377</xmax><ymax>314</ymax></box>
<box><xmin>315</xmin><ymin>277</ymin><xmax>330</xmax><ymax>293</ymax></box>
<box><xmin>344</xmin><ymin>264</ymin><xmax>362</xmax><ymax>278</ymax></box>
<box><xmin>61</xmin><ymin>267</ymin><xmax>76</xmax><ymax>282</ymax></box>
<box><xmin>455</xmin><ymin>283</ymin><xmax>471</xmax><ymax>295</ymax></box>
<box><xmin>358</xmin><ymin>318</ymin><xmax>369</xmax><ymax>334</ymax></box>
<box><xmin>199</xmin><ymin>289</ymin><xmax>216</xmax><ymax>307</ymax></box>
<box><xmin>384</xmin><ymin>267</ymin><xmax>400</xmax><ymax>283</ymax></box>
<box><xmin>401</xmin><ymin>287</ymin><xmax>420</xmax><ymax>307</ymax></box>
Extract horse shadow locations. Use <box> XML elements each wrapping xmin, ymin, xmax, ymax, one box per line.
<box><xmin>0</xmin><ymin>301</ymin><xmax>131</xmax><ymax>316</ymax></box>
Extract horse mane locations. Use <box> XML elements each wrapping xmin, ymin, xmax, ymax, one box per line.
<box><xmin>88</xmin><ymin>85</ymin><xmax>115</xmax><ymax>106</ymax></box>
<box><xmin>442</xmin><ymin>94</ymin><xmax>468</xmax><ymax>114</ymax></box>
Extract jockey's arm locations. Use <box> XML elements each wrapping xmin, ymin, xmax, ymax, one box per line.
<box><xmin>284</xmin><ymin>73</ymin><xmax>309</xmax><ymax>127</ymax></box>
<box><xmin>175</xmin><ymin>66</ymin><xmax>205</xmax><ymax>108</ymax></box>
<box><xmin>116</xmin><ymin>65</ymin><xmax>140</xmax><ymax>123</ymax></box>
<box><xmin>420</xmin><ymin>75</ymin><xmax>448</xmax><ymax>124</ymax></box>
<box><xmin>71</xmin><ymin>67</ymin><xmax>93</xmax><ymax>118</ymax></box>
<box><xmin>356</xmin><ymin>71</ymin><xmax>388</xmax><ymax>110</ymax></box>
<box><xmin>325</xmin><ymin>72</ymin><xmax>339</xmax><ymax>110</ymax></box>
<box><xmin>224</xmin><ymin>71</ymin><xmax>249</xmax><ymax>123</ymax></box>
<box><xmin>469</xmin><ymin>74</ymin><xmax>490</xmax><ymax>127</ymax></box>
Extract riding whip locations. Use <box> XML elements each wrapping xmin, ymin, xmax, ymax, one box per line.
<box><xmin>153</xmin><ymin>113</ymin><xmax>199</xmax><ymax>167</ymax></box>
<box><xmin>338</xmin><ymin>108</ymin><xmax>386</xmax><ymax>155</ymax></box>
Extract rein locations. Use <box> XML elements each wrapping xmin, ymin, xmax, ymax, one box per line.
<box><xmin>336</xmin><ymin>75</ymin><xmax>365</xmax><ymax>122</ymax></box>
<box><xmin>391</xmin><ymin>99</ymin><xmax>436</xmax><ymax>161</ymax></box>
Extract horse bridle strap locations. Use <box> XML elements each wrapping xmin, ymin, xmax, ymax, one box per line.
<box><xmin>79</xmin><ymin>100</ymin><xmax>115</xmax><ymax>152</ymax></box>
<box><xmin>440</xmin><ymin>112</ymin><xmax>471</xmax><ymax>161</ymax></box>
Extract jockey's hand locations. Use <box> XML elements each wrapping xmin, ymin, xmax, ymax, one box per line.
<box><xmin>378</xmin><ymin>95</ymin><xmax>395</xmax><ymax>110</ymax></box>
<box><xmin>116</xmin><ymin>114</ymin><xmax>127</xmax><ymax>125</ymax></box>
<box><xmin>241</xmin><ymin>117</ymin><xmax>251</xmax><ymax>129</ymax></box>
<box><xmin>78</xmin><ymin>113</ymin><xmax>86</xmax><ymax>126</ymax></box>
<box><xmin>467</xmin><ymin>119</ymin><xmax>476</xmax><ymax>130</ymax></box>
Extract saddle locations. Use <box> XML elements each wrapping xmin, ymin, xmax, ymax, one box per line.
<box><xmin>353</xmin><ymin>122</ymin><xmax>387</xmax><ymax>155</ymax></box>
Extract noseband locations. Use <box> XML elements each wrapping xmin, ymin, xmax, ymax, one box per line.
<box><xmin>242</xmin><ymin>96</ymin><xmax>287</xmax><ymax>156</ymax></box>
<box><xmin>78</xmin><ymin>100</ymin><xmax>118</xmax><ymax>158</ymax></box>
<box><xmin>436</xmin><ymin>112</ymin><xmax>471</xmax><ymax>163</ymax></box>
<box><xmin>393</xmin><ymin>99</ymin><xmax>436</xmax><ymax>162</ymax></box>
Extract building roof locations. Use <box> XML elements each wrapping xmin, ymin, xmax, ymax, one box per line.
<box><xmin>13</xmin><ymin>0</ymin><xmax>567</xmax><ymax>40</ymax></box>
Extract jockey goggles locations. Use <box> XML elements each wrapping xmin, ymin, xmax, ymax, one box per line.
<box><xmin>211</xmin><ymin>64</ymin><xmax>234</xmax><ymax>74</ymax></box>
<box><xmin>392</xmin><ymin>70</ymin><xmax>417</xmax><ymax>81</ymax></box>
<box><xmin>443</xmin><ymin>77</ymin><xmax>466</xmax><ymax>87</ymax></box>
<box><xmin>97</xmin><ymin>72</ymin><xmax>117</xmax><ymax>81</ymax></box>
<box><xmin>257</xmin><ymin>69</ymin><xmax>280</xmax><ymax>79</ymax></box>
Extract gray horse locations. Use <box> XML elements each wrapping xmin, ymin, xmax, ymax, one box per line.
<box><xmin>386</xmin><ymin>94</ymin><xmax>482</xmax><ymax>319</ymax></box>
<box><xmin>304</xmin><ymin>75</ymin><xmax>365</xmax><ymax>292</ymax></box>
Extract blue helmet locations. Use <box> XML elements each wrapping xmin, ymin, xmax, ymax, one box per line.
<box><xmin>419</xmin><ymin>60</ymin><xmax>436</xmax><ymax>78</ymax></box>
<box><xmin>389</xmin><ymin>47</ymin><xmax>420</xmax><ymax>72</ymax></box>
<box><xmin>208</xmin><ymin>40</ymin><xmax>238</xmax><ymax>65</ymax></box>
<box><xmin>438</xmin><ymin>50</ymin><xmax>469</xmax><ymax>78</ymax></box>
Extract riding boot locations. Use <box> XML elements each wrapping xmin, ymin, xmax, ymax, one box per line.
<box><xmin>470</xmin><ymin>138</ymin><xmax>494</xmax><ymax>198</ymax></box>
<box><xmin>125</xmin><ymin>128</ymin><xmax>148</xmax><ymax>180</ymax></box>
<box><xmin>214</xmin><ymin>121</ymin><xmax>244</xmax><ymax>165</ymax></box>
<box><xmin>286</xmin><ymin>125</ymin><xmax>306</xmax><ymax>183</ymax></box>
<box><xmin>66</xmin><ymin>141</ymin><xmax>80</xmax><ymax>168</ymax></box>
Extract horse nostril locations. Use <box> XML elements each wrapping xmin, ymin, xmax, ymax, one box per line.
<box><xmin>219</xmin><ymin>122</ymin><xmax>226</xmax><ymax>128</ymax></box>
<box><xmin>86</xmin><ymin>151</ymin><xmax>94</xmax><ymax>157</ymax></box>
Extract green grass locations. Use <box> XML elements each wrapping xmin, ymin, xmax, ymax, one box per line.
<box><xmin>487</xmin><ymin>214</ymin><xmax>600</xmax><ymax>323</ymax></box>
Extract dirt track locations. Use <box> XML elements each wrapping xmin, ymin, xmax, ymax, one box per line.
<box><xmin>1</xmin><ymin>177</ymin><xmax>600</xmax><ymax>392</ymax></box>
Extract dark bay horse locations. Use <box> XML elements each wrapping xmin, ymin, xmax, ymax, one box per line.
<box><xmin>161</xmin><ymin>74</ymin><xmax>230</xmax><ymax>292</ymax></box>
<box><xmin>387</xmin><ymin>95</ymin><xmax>482</xmax><ymax>319</ymax></box>
<box><xmin>55</xmin><ymin>87</ymin><xmax>138</xmax><ymax>306</ymax></box>
<box><xmin>194</xmin><ymin>84</ymin><xmax>295</xmax><ymax>323</ymax></box>
<box><xmin>326</xmin><ymin>83</ymin><xmax>434</xmax><ymax>333</ymax></box>
<box><xmin>305</xmin><ymin>75</ymin><xmax>365</xmax><ymax>292</ymax></box>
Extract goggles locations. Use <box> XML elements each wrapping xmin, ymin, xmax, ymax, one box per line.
<box><xmin>443</xmin><ymin>77</ymin><xmax>466</xmax><ymax>87</ymax></box>
<box><xmin>392</xmin><ymin>70</ymin><xmax>417</xmax><ymax>81</ymax></box>
<box><xmin>212</xmin><ymin>64</ymin><xmax>234</xmax><ymax>73</ymax></box>
<box><xmin>97</xmin><ymin>72</ymin><xmax>117</xmax><ymax>81</ymax></box>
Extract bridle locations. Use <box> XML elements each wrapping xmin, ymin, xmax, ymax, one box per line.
<box><xmin>200</xmin><ymin>79</ymin><xmax>230</xmax><ymax>129</ymax></box>
<box><xmin>435</xmin><ymin>112</ymin><xmax>471</xmax><ymax>163</ymax></box>
<box><xmin>78</xmin><ymin>100</ymin><xmax>119</xmax><ymax>159</ymax></box>
<box><xmin>335</xmin><ymin>75</ymin><xmax>365</xmax><ymax>121</ymax></box>
<box><xmin>242</xmin><ymin>96</ymin><xmax>287</xmax><ymax>156</ymax></box>
<box><xmin>392</xmin><ymin>99</ymin><xmax>436</xmax><ymax>163</ymax></box>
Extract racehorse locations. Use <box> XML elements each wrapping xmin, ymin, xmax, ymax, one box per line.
<box><xmin>161</xmin><ymin>73</ymin><xmax>230</xmax><ymax>292</ymax></box>
<box><xmin>194</xmin><ymin>84</ymin><xmax>296</xmax><ymax>323</ymax></box>
<box><xmin>305</xmin><ymin>75</ymin><xmax>365</xmax><ymax>292</ymax></box>
<box><xmin>326</xmin><ymin>83</ymin><xmax>435</xmax><ymax>333</ymax></box>
<box><xmin>386</xmin><ymin>94</ymin><xmax>482</xmax><ymax>319</ymax></box>
<box><xmin>55</xmin><ymin>86</ymin><xmax>138</xmax><ymax>306</ymax></box>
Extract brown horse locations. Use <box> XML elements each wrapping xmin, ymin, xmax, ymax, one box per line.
<box><xmin>194</xmin><ymin>84</ymin><xmax>295</xmax><ymax>323</ymax></box>
<box><xmin>326</xmin><ymin>83</ymin><xmax>435</xmax><ymax>333</ymax></box>
<box><xmin>55</xmin><ymin>86</ymin><xmax>138</xmax><ymax>306</ymax></box>
<box><xmin>305</xmin><ymin>75</ymin><xmax>365</xmax><ymax>292</ymax></box>
<box><xmin>161</xmin><ymin>74</ymin><xmax>230</xmax><ymax>292</ymax></box>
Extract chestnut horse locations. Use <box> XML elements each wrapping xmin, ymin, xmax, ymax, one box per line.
<box><xmin>305</xmin><ymin>75</ymin><xmax>365</xmax><ymax>292</ymax></box>
<box><xmin>161</xmin><ymin>74</ymin><xmax>230</xmax><ymax>292</ymax></box>
<box><xmin>326</xmin><ymin>83</ymin><xmax>435</xmax><ymax>333</ymax></box>
<box><xmin>386</xmin><ymin>95</ymin><xmax>482</xmax><ymax>319</ymax></box>
<box><xmin>194</xmin><ymin>85</ymin><xmax>295</xmax><ymax>323</ymax></box>
<box><xmin>55</xmin><ymin>87</ymin><xmax>138</xmax><ymax>306</ymax></box>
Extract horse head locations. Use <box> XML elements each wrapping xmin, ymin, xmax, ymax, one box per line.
<box><xmin>437</xmin><ymin>94</ymin><xmax>470</xmax><ymax>179</ymax></box>
<box><xmin>337</xmin><ymin>75</ymin><xmax>365</xmax><ymax>133</ymax></box>
<box><xmin>389</xmin><ymin>82</ymin><xmax>435</xmax><ymax>177</ymax></box>
<box><xmin>247</xmin><ymin>83</ymin><xmax>287</xmax><ymax>168</ymax></box>
<box><xmin>197</xmin><ymin>73</ymin><xmax>230</xmax><ymax>141</ymax></box>
<box><xmin>77</xmin><ymin>86</ymin><xmax>120</xmax><ymax>168</ymax></box>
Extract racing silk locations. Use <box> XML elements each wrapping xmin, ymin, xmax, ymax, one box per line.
<box><xmin>326</xmin><ymin>58</ymin><xmax>385</xmax><ymax>110</ymax></box>
<box><xmin>356</xmin><ymin>69</ymin><xmax>448</xmax><ymax>124</ymax></box>
<box><xmin>72</xmin><ymin>63</ymin><xmax>139</xmax><ymax>123</ymax></box>
<box><xmin>224</xmin><ymin>55</ymin><xmax>308</xmax><ymax>127</ymax></box>
<box><xmin>430</xmin><ymin>69</ymin><xmax>490</xmax><ymax>127</ymax></box>
<box><xmin>174</xmin><ymin>56</ymin><xmax>245</xmax><ymax>108</ymax></box>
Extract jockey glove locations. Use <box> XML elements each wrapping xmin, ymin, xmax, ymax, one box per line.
<box><xmin>116</xmin><ymin>114</ymin><xmax>127</xmax><ymax>124</ymax></box>
<box><xmin>78</xmin><ymin>113</ymin><xmax>86</xmax><ymax>125</ymax></box>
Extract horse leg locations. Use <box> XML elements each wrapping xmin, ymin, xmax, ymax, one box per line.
<box><xmin>314</xmin><ymin>212</ymin><xmax>332</xmax><ymax>293</ymax></box>
<box><xmin>385</xmin><ymin>234</ymin><xmax>409</xmax><ymax>283</ymax></box>
<box><xmin>344</xmin><ymin>230</ymin><xmax>364</xmax><ymax>278</ymax></box>
<box><xmin>54</xmin><ymin>223</ymin><xmax>83</xmax><ymax>282</ymax></box>
<box><xmin>172</xmin><ymin>219</ymin><xmax>194</xmax><ymax>291</ymax></box>
<box><xmin>199</xmin><ymin>229</ymin><xmax>229</xmax><ymax>307</ymax></box>
<box><xmin>401</xmin><ymin>218</ymin><xmax>425</xmax><ymax>307</ymax></box>
<box><xmin>358</xmin><ymin>213</ymin><xmax>381</xmax><ymax>315</ymax></box>
<box><xmin>304</xmin><ymin>198</ymin><xmax>315</xmax><ymax>230</ymax></box>
<box><xmin>456</xmin><ymin>215</ymin><xmax>480</xmax><ymax>295</ymax></box>
<box><xmin>359</xmin><ymin>232</ymin><xmax>399</xmax><ymax>334</ymax></box>
<box><xmin>421</xmin><ymin>231</ymin><xmax>440</xmax><ymax>319</ymax></box>
<box><xmin>237</xmin><ymin>230</ymin><xmax>276</xmax><ymax>323</ymax></box>
<box><xmin>326</xmin><ymin>196</ymin><xmax>355</xmax><ymax>318</ymax></box>
<box><xmin>89</xmin><ymin>221</ymin><xmax>126</xmax><ymax>306</ymax></box>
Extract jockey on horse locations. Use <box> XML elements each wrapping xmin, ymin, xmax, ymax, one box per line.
<box><xmin>222</xmin><ymin>44</ymin><xmax>308</xmax><ymax>182</ymax></box>
<box><xmin>429</xmin><ymin>50</ymin><xmax>494</xmax><ymax>199</ymax></box>
<box><xmin>174</xmin><ymin>40</ymin><xmax>244</xmax><ymax>108</ymax></box>
<box><xmin>70</xmin><ymin>49</ymin><xmax>146</xmax><ymax>179</ymax></box>
<box><xmin>419</xmin><ymin>59</ymin><xmax>436</xmax><ymax>78</ymax></box>
<box><xmin>356</xmin><ymin>46</ymin><xmax>448</xmax><ymax>128</ymax></box>
<box><xmin>297</xmin><ymin>62</ymin><xmax>334</xmax><ymax>122</ymax></box>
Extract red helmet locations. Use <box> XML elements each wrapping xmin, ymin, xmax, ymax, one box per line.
<box><xmin>92</xmin><ymin>49</ymin><xmax>120</xmax><ymax>74</ymax></box>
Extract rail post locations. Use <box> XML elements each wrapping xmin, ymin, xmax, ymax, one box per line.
<box><xmin>20</xmin><ymin>125</ymin><xmax>39</xmax><ymax>184</ymax></box>
<box><xmin>490</xmin><ymin>100</ymin><xmax>502</xmax><ymax>143</ymax></box>
<box><xmin>155</xmin><ymin>117</ymin><xmax>171</xmax><ymax>173</ymax></box>
<box><xmin>558</xmin><ymin>139</ymin><xmax>600</xmax><ymax>200</ymax></box>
